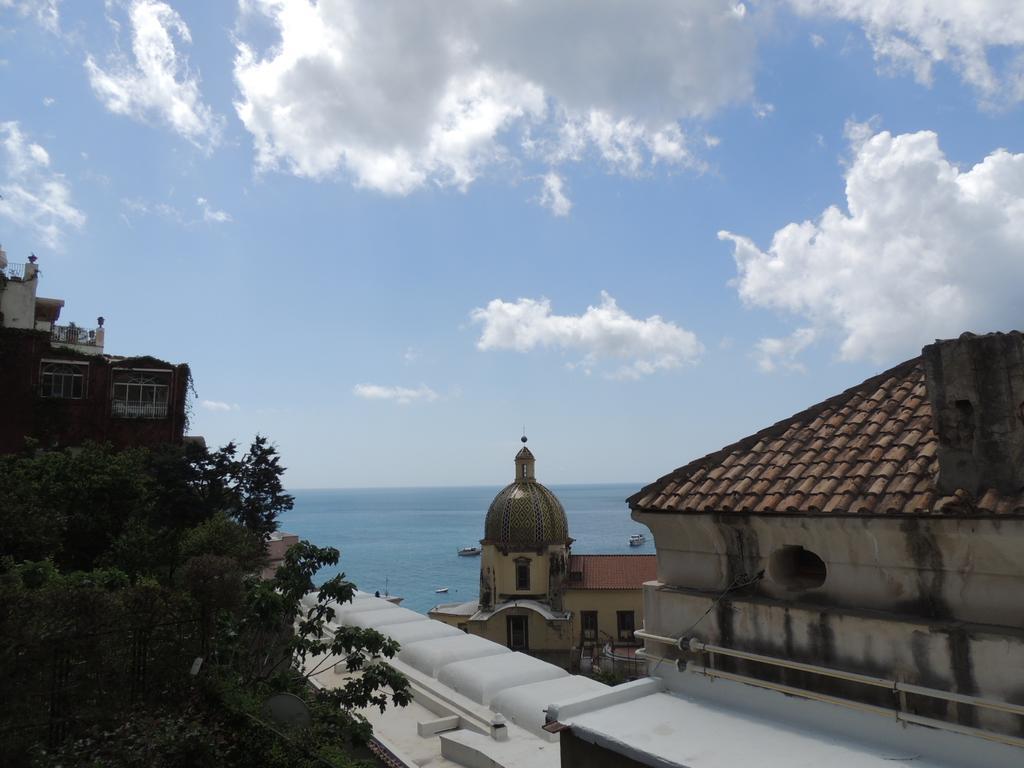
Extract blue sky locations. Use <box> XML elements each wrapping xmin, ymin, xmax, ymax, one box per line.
<box><xmin>2</xmin><ymin>1</ymin><xmax>1023</xmax><ymax>488</ymax></box>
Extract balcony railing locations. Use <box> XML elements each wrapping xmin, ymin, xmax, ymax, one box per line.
<box><xmin>51</xmin><ymin>324</ymin><xmax>101</xmax><ymax>346</ymax></box>
<box><xmin>111</xmin><ymin>401</ymin><xmax>168</xmax><ymax>419</ymax></box>
<box><xmin>1</xmin><ymin>262</ymin><xmax>26</xmax><ymax>280</ymax></box>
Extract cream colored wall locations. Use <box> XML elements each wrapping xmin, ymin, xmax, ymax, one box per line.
<box><xmin>563</xmin><ymin>589</ymin><xmax>645</xmax><ymax>646</ymax></box>
<box><xmin>482</xmin><ymin>543</ymin><xmax>566</xmax><ymax>601</ymax></box>
<box><xmin>427</xmin><ymin>610</ymin><xmax>468</xmax><ymax>631</ymax></box>
<box><xmin>468</xmin><ymin>607</ymin><xmax>572</xmax><ymax>652</ymax></box>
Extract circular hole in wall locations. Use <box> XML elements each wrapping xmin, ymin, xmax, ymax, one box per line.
<box><xmin>769</xmin><ymin>545</ymin><xmax>827</xmax><ymax>590</ymax></box>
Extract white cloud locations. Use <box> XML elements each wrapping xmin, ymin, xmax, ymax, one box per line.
<box><xmin>0</xmin><ymin>122</ymin><xmax>85</xmax><ymax>249</ymax></box>
<box><xmin>403</xmin><ymin>346</ymin><xmax>420</xmax><ymax>364</ymax></box>
<box><xmin>810</xmin><ymin>33</ymin><xmax>826</xmax><ymax>48</ymax></box>
<box><xmin>1</xmin><ymin>0</ymin><xmax>60</xmax><ymax>33</ymax></box>
<box><xmin>472</xmin><ymin>291</ymin><xmax>703</xmax><ymax>379</ymax></box>
<box><xmin>121</xmin><ymin>197</ymin><xmax>182</xmax><ymax>223</ymax></box>
<box><xmin>233</xmin><ymin>0</ymin><xmax>756</xmax><ymax>195</ymax></box>
<box><xmin>538</xmin><ymin>172</ymin><xmax>571</xmax><ymax>217</ymax></box>
<box><xmin>790</xmin><ymin>1</ymin><xmax>1024</xmax><ymax>104</ymax></box>
<box><xmin>42</xmin><ymin>96</ymin><xmax>56</xmax><ymax>107</ymax></box>
<box><xmin>196</xmin><ymin>196</ymin><xmax>231</xmax><ymax>223</ymax></box>
<box><xmin>721</xmin><ymin>128</ymin><xmax>1024</xmax><ymax>364</ymax></box>
<box><xmin>200</xmin><ymin>399</ymin><xmax>239</xmax><ymax>412</ymax></box>
<box><xmin>85</xmin><ymin>0</ymin><xmax>222</xmax><ymax>147</ymax></box>
<box><xmin>754</xmin><ymin>328</ymin><xmax>817</xmax><ymax>372</ymax></box>
<box><xmin>353</xmin><ymin>383</ymin><xmax>439</xmax><ymax>405</ymax></box>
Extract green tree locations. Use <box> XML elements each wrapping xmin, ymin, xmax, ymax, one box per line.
<box><xmin>227</xmin><ymin>435</ymin><xmax>294</xmax><ymax>538</ymax></box>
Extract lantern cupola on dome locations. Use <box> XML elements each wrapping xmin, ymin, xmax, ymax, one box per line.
<box><xmin>484</xmin><ymin>437</ymin><xmax>569</xmax><ymax>547</ymax></box>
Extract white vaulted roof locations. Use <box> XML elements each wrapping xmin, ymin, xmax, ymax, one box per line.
<box><xmin>346</xmin><ymin>605</ymin><xmax>427</xmax><ymax>628</ymax></box>
<box><xmin>398</xmin><ymin>633</ymin><xmax>510</xmax><ymax>677</ymax></box>
<box><xmin>438</xmin><ymin>652</ymin><xmax>569</xmax><ymax>705</ymax></box>
<box><xmin>377</xmin><ymin>618</ymin><xmax>463</xmax><ymax>645</ymax></box>
<box><xmin>490</xmin><ymin>674</ymin><xmax>605</xmax><ymax>732</ymax></box>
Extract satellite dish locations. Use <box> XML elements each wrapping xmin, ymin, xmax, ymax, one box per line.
<box><xmin>263</xmin><ymin>692</ymin><xmax>312</xmax><ymax>728</ymax></box>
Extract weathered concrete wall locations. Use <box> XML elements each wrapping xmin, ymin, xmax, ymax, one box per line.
<box><xmin>641</xmin><ymin>582</ymin><xmax>1024</xmax><ymax>736</ymax></box>
<box><xmin>924</xmin><ymin>332</ymin><xmax>1024</xmax><ymax>496</ymax></box>
<box><xmin>0</xmin><ymin>266</ymin><xmax>39</xmax><ymax>329</ymax></box>
<box><xmin>634</xmin><ymin>510</ymin><xmax>1024</xmax><ymax>628</ymax></box>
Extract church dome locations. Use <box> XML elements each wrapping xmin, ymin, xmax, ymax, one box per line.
<box><xmin>483</xmin><ymin>440</ymin><xmax>570</xmax><ymax>547</ymax></box>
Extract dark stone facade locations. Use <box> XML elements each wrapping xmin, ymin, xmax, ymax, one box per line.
<box><xmin>0</xmin><ymin>328</ymin><xmax>190</xmax><ymax>454</ymax></box>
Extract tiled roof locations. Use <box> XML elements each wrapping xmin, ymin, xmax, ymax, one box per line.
<box><xmin>484</xmin><ymin>480</ymin><xmax>569</xmax><ymax>546</ymax></box>
<box><xmin>628</xmin><ymin>358</ymin><xmax>1024</xmax><ymax>517</ymax></box>
<box><xmin>568</xmin><ymin>554</ymin><xmax>657</xmax><ymax>590</ymax></box>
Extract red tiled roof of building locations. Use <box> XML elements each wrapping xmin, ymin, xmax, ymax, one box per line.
<box><xmin>628</xmin><ymin>357</ymin><xmax>1024</xmax><ymax>517</ymax></box>
<box><xmin>568</xmin><ymin>554</ymin><xmax>657</xmax><ymax>590</ymax></box>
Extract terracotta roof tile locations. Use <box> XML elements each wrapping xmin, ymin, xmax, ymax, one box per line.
<box><xmin>627</xmin><ymin>358</ymin><xmax>1024</xmax><ymax>518</ymax></box>
<box><xmin>567</xmin><ymin>555</ymin><xmax>657</xmax><ymax>590</ymax></box>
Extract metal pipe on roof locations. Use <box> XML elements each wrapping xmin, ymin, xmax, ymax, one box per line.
<box><xmin>633</xmin><ymin>629</ymin><xmax>679</xmax><ymax>646</ymax></box>
<box><xmin>687</xmin><ymin>638</ymin><xmax>1024</xmax><ymax>718</ymax></box>
<box><xmin>641</xmin><ymin>627</ymin><xmax>1024</xmax><ymax>720</ymax></box>
<box><xmin>687</xmin><ymin>663</ymin><xmax>1024</xmax><ymax>751</ymax></box>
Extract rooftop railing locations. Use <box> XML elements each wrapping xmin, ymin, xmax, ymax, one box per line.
<box><xmin>1</xmin><ymin>262</ymin><xmax>27</xmax><ymax>280</ymax></box>
<box><xmin>51</xmin><ymin>324</ymin><xmax>102</xmax><ymax>347</ymax></box>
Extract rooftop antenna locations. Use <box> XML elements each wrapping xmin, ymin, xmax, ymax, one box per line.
<box><xmin>521</xmin><ymin>425</ymin><xmax>527</xmax><ymax>444</ymax></box>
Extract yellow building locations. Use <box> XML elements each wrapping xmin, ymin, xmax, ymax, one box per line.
<box><xmin>430</xmin><ymin>438</ymin><xmax>655</xmax><ymax>671</ymax></box>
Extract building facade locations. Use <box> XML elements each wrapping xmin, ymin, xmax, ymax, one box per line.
<box><xmin>614</xmin><ymin>331</ymin><xmax>1024</xmax><ymax>753</ymax></box>
<box><xmin>0</xmin><ymin>250</ymin><xmax>190</xmax><ymax>453</ymax></box>
<box><xmin>430</xmin><ymin>439</ymin><xmax>654</xmax><ymax>672</ymax></box>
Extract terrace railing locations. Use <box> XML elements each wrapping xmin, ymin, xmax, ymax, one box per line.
<box><xmin>51</xmin><ymin>324</ymin><xmax>101</xmax><ymax>347</ymax></box>
<box><xmin>111</xmin><ymin>401</ymin><xmax>169</xmax><ymax>419</ymax></box>
<box><xmin>1</xmin><ymin>262</ymin><xmax>27</xmax><ymax>280</ymax></box>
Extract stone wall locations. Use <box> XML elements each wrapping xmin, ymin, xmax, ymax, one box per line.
<box><xmin>634</xmin><ymin>509</ymin><xmax>1024</xmax><ymax>737</ymax></box>
<box><xmin>635</xmin><ymin>510</ymin><xmax>1024</xmax><ymax>627</ymax></box>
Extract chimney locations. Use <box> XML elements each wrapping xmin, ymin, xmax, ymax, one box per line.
<box><xmin>923</xmin><ymin>332</ymin><xmax>1024</xmax><ymax>496</ymax></box>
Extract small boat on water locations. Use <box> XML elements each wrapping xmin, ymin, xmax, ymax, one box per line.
<box><xmin>435</xmin><ymin>587</ymin><xmax>449</xmax><ymax>593</ymax></box>
<box><xmin>628</xmin><ymin>533</ymin><xmax>646</xmax><ymax>547</ymax></box>
<box><xmin>458</xmin><ymin>546</ymin><xmax>482</xmax><ymax>556</ymax></box>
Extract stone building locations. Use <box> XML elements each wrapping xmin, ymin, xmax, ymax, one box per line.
<box><xmin>548</xmin><ymin>331</ymin><xmax>1024</xmax><ymax>768</ymax></box>
<box><xmin>430</xmin><ymin>439</ymin><xmax>654</xmax><ymax>671</ymax></box>
<box><xmin>0</xmin><ymin>249</ymin><xmax>190</xmax><ymax>453</ymax></box>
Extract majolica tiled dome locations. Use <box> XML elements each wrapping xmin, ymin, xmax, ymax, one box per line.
<box><xmin>483</xmin><ymin>443</ymin><xmax>569</xmax><ymax>546</ymax></box>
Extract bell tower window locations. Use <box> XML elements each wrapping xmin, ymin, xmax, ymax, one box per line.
<box><xmin>515</xmin><ymin>558</ymin><xmax>531</xmax><ymax>591</ymax></box>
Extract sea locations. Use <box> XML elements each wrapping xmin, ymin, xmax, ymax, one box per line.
<box><xmin>280</xmin><ymin>483</ymin><xmax>651</xmax><ymax>614</ymax></box>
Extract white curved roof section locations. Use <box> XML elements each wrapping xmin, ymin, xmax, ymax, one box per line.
<box><xmin>438</xmin><ymin>652</ymin><xmax>569</xmax><ymax>705</ymax></box>
<box><xmin>332</xmin><ymin>596</ymin><xmax>398</xmax><ymax>623</ymax></box>
<box><xmin>379</xmin><ymin>619</ymin><xmax>463</xmax><ymax>646</ymax></box>
<box><xmin>399</xmin><ymin>633</ymin><xmax>510</xmax><ymax>677</ymax></box>
<box><xmin>474</xmin><ymin>599</ymin><xmax>569</xmax><ymax>622</ymax></box>
<box><xmin>489</xmin><ymin>675</ymin><xmax>607</xmax><ymax>734</ymax></box>
<box><xmin>347</xmin><ymin>606</ymin><xmax>427</xmax><ymax>629</ymax></box>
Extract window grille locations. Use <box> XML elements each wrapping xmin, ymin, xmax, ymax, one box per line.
<box><xmin>515</xmin><ymin>559</ymin><xmax>531</xmax><ymax>591</ymax></box>
<box><xmin>616</xmin><ymin>610</ymin><xmax>636</xmax><ymax>642</ymax></box>
<box><xmin>39</xmin><ymin>362</ymin><xmax>87</xmax><ymax>399</ymax></box>
<box><xmin>112</xmin><ymin>371</ymin><xmax>170</xmax><ymax>419</ymax></box>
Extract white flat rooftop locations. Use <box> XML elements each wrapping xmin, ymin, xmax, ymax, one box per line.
<box><xmin>566</xmin><ymin>691</ymin><xmax>936</xmax><ymax>768</ymax></box>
